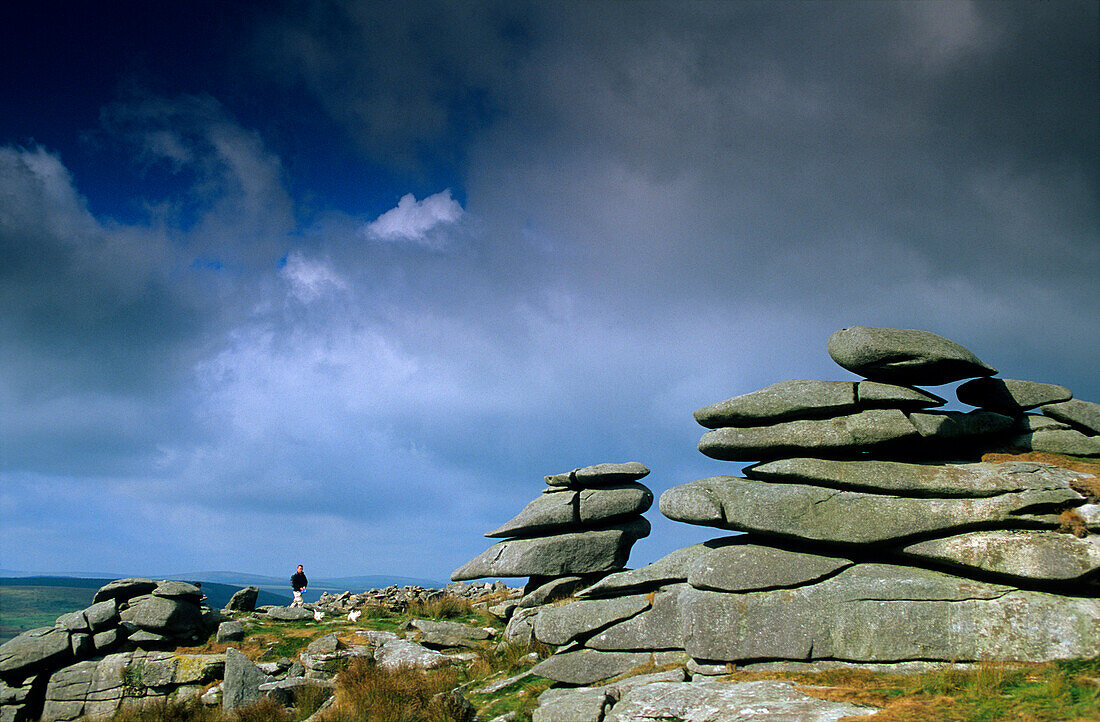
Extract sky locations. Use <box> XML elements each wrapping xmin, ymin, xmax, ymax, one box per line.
<box><xmin>1</xmin><ymin>1</ymin><xmax>1097</xmax><ymax>584</ymax></box>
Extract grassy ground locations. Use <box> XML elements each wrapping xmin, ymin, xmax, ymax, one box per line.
<box><xmin>727</xmin><ymin>659</ymin><xmax>1100</xmax><ymax>721</ymax></box>
<box><xmin>0</xmin><ymin>585</ymin><xmax>95</xmax><ymax>642</ymax></box>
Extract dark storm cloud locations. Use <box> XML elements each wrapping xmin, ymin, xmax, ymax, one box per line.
<box><xmin>2</xmin><ymin>1</ymin><xmax>1096</xmax><ymax>579</ymax></box>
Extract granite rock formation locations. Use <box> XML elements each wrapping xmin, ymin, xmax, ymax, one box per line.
<box><xmin>451</xmin><ymin>462</ymin><xmax>653</xmax><ymax>592</ymax></box>
<box><xmin>516</xmin><ymin>327</ymin><xmax>1100</xmax><ymax>686</ymax></box>
<box><xmin>0</xmin><ymin>579</ymin><xmax>217</xmax><ymax>721</ymax></box>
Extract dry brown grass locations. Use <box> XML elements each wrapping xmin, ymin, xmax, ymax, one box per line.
<box><xmin>982</xmin><ymin>451</ymin><xmax>1100</xmax><ymax>479</ymax></box>
<box><xmin>408</xmin><ymin>595</ymin><xmax>475</xmax><ymax>621</ymax></box>
<box><xmin>841</xmin><ymin>695</ymin><xmax>960</xmax><ymax>721</ymax></box>
<box><xmin>465</xmin><ymin>639</ymin><xmax>551</xmax><ymax>680</ymax></box>
<box><xmin>1070</xmin><ymin>476</ymin><xmax>1100</xmax><ymax>504</ymax></box>
<box><xmin>106</xmin><ymin>696</ymin><xmax>292</xmax><ymax>722</ymax></box>
<box><xmin>325</xmin><ymin>658</ymin><xmax>465</xmax><ymax>722</ymax></box>
<box><xmin>1059</xmin><ymin>509</ymin><xmax>1090</xmax><ymax>538</ymax></box>
<box><xmin>231</xmin><ymin>697</ymin><xmax>293</xmax><ymax>722</ymax></box>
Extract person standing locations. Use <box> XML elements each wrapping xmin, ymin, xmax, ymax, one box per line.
<box><xmin>291</xmin><ymin>564</ymin><xmax>308</xmax><ymax>607</ymax></box>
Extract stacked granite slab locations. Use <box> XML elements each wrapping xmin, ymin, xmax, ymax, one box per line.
<box><xmin>524</xmin><ymin>328</ymin><xmax>1100</xmax><ymax>685</ymax></box>
<box><xmin>451</xmin><ymin>462</ymin><xmax>653</xmax><ymax>605</ymax></box>
<box><xmin>0</xmin><ymin>579</ymin><xmax>216</xmax><ymax>722</ymax></box>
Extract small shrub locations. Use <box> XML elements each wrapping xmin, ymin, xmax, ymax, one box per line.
<box><xmin>358</xmin><ymin>603</ymin><xmax>394</xmax><ymax>620</ymax></box>
<box><xmin>408</xmin><ymin>595</ymin><xmax>474</xmax><ymax>621</ymax></box>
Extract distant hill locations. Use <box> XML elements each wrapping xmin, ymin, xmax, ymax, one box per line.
<box><xmin>165</xmin><ymin>571</ymin><xmax>447</xmax><ymax>599</ymax></box>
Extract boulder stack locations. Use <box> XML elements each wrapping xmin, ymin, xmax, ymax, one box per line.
<box><xmin>451</xmin><ymin>463</ymin><xmax>653</xmax><ymax>606</ymax></box>
<box><xmin>523</xmin><ymin>327</ymin><xmax>1100</xmax><ymax>685</ymax></box>
<box><xmin>0</xmin><ymin>579</ymin><xmax>216</xmax><ymax>721</ymax></box>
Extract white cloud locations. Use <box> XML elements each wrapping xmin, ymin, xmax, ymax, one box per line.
<box><xmin>279</xmin><ymin>251</ymin><xmax>347</xmax><ymax>303</ymax></box>
<box><xmin>363</xmin><ymin>190</ymin><xmax>463</xmax><ymax>245</ymax></box>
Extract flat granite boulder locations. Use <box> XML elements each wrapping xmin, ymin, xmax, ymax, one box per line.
<box><xmin>1041</xmin><ymin>399</ymin><xmax>1100</xmax><ymax>434</ymax></box>
<box><xmin>486</xmin><ymin>491</ymin><xmax>576</xmax><ymax>538</ymax></box>
<box><xmin>92</xmin><ymin>579</ymin><xmax>157</xmax><ymax>604</ymax></box>
<box><xmin>604</xmin><ymin>679</ymin><xmax>878</xmax><ymax>722</ymax></box>
<box><xmin>374</xmin><ymin>638</ymin><xmax>450</xmax><ymax>670</ymax></box>
<box><xmin>0</xmin><ymin>626</ymin><xmax>72</xmax><ymax>678</ymax></box>
<box><xmin>681</xmin><ymin>564</ymin><xmax>1100</xmax><ymax>663</ymax></box>
<box><xmin>693</xmin><ymin>380</ymin><xmax>857</xmax><ymax>428</ymax></box>
<box><xmin>902</xmin><ymin>530</ymin><xmax>1100</xmax><ymax>582</ymax></box>
<box><xmin>263</xmin><ymin>606</ymin><xmax>315</xmax><ymax>621</ymax></box>
<box><xmin>452</xmin><ymin>518</ymin><xmax>650</xmax><ymax>580</ymax></box>
<box><xmin>1015</xmin><ymin>414</ymin><xmax>1072</xmax><ymax>433</ymax></box>
<box><xmin>578</xmin><ymin>484</ymin><xmax>653</xmax><ymax>524</ymax></box>
<box><xmin>487</xmin><ymin>484</ymin><xmax>652</xmax><ymax>538</ymax></box>
<box><xmin>1011</xmin><ymin>429</ymin><xmax>1100</xmax><ymax>457</ymax></box>
<box><xmin>744</xmin><ymin>459</ymin><xmax>1082</xmax><ymax>498</ymax></box>
<box><xmin>827</xmin><ymin>326</ymin><xmax>997</xmax><ymax>385</ymax></box>
<box><xmin>576</xmin><ymin>538</ymin><xmax>741</xmax><ymax>599</ymax></box>
<box><xmin>118</xmin><ymin>595</ymin><xmax>203</xmax><ymax>635</ymax></box>
<box><xmin>659</xmin><ymin>476</ymin><xmax>1082</xmax><ymax>544</ymax></box>
<box><xmin>530</xmin><ymin>649</ymin><xmax>687</xmax><ymax>686</ymax></box>
<box><xmin>907</xmin><ymin>410</ymin><xmax>1015</xmax><ymax>440</ymax></box>
<box><xmin>546</xmin><ymin>462</ymin><xmax>651</xmax><ymax>488</ymax></box>
<box><xmin>518</xmin><ymin>576</ymin><xmax>596</xmax><ymax>608</ymax></box>
<box><xmin>698</xmin><ymin>409</ymin><xmax>919</xmax><ymax>461</ymax></box>
<box><xmin>957</xmin><ymin>378</ymin><xmax>1072</xmax><ymax>412</ymax></box>
<box><xmin>687</xmin><ymin>543</ymin><xmax>852</xmax><ymax>592</ymax></box>
<box><xmin>534</xmin><ymin>594</ymin><xmax>651</xmax><ymax>646</ymax></box>
<box><xmin>856</xmin><ymin>381</ymin><xmax>945</xmax><ymax>409</ymax></box>
<box><xmin>586</xmin><ymin>585</ymin><xmax>688</xmax><ymax>652</ymax></box>
<box><xmin>151</xmin><ymin>581</ymin><xmax>203</xmax><ymax>600</ymax></box>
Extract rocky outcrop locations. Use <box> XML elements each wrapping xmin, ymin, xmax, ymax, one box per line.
<box><xmin>0</xmin><ymin>578</ymin><xmax>217</xmax><ymax>721</ymax></box>
<box><xmin>451</xmin><ymin>462</ymin><xmax>653</xmax><ymax>588</ymax></box>
<box><xmin>517</xmin><ymin>327</ymin><xmax>1100</xmax><ymax>686</ymax></box>
<box><xmin>38</xmin><ymin>650</ymin><xmax>224</xmax><ymax>722</ymax></box>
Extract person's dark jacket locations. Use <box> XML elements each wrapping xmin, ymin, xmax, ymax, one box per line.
<box><xmin>291</xmin><ymin>571</ymin><xmax>308</xmax><ymax>591</ymax></box>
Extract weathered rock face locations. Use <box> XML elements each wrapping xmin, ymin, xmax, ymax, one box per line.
<box><xmin>745</xmin><ymin>458</ymin><xmax>1081</xmax><ymax>497</ymax></box>
<box><xmin>0</xmin><ymin>577</ymin><xmax>220</xmax><ymax>721</ymax></box>
<box><xmin>698</xmin><ymin>409</ymin><xmax>920</xmax><ymax>460</ymax></box>
<box><xmin>660</xmin><ymin>475</ymin><xmax>1081</xmax><ymax>544</ymax></box>
<box><xmin>452</xmin><ymin>462</ymin><xmax>653</xmax><ymax>590</ymax></box>
<box><xmin>37</xmin><ymin>650</ymin><xmax>224</xmax><ymax>722</ymax></box>
<box><xmin>686</xmin><ymin>544</ymin><xmax>852</xmax><ymax>592</ymax></box>
<box><xmin>901</xmin><ymin>531</ymin><xmax>1100</xmax><ymax>582</ymax></box>
<box><xmin>485</xmin><ymin>483</ymin><xmax>652</xmax><ymax>538</ymax></box>
<box><xmin>1041</xmin><ymin>399</ymin><xmax>1100</xmax><ymax>435</ymax></box>
<box><xmin>957</xmin><ymin>378</ymin><xmax>1073</xmax><ymax>413</ymax></box>
<box><xmin>518</xmin><ymin>327</ymin><xmax>1100</xmax><ymax>684</ymax></box>
<box><xmin>120</xmin><ymin>595</ymin><xmax>204</xmax><ymax>636</ymax></box>
<box><xmin>603</xmin><ymin>679</ymin><xmax>878</xmax><ymax>722</ymax></box>
<box><xmin>452</xmin><ymin>518</ymin><xmax>650</xmax><ymax>580</ymax></box>
<box><xmin>826</xmin><ymin>326</ymin><xmax>997</xmax><ymax>385</ymax></box>
<box><xmin>0</xmin><ymin>628</ymin><xmax>72</xmax><ymax>678</ymax></box>
<box><xmin>222</xmin><ymin>648</ymin><xmax>271</xmax><ymax>713</ymax></box>
<box><xmin>224</xmin><ymin>586</ymin><xmax>259</xmax><ymax>612</ymax></box>
<box><xmin>679</xmin><ymin>565</ymin><xmax>1100</xmax><ymax>663</ymax></box>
